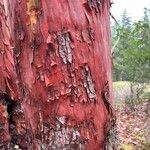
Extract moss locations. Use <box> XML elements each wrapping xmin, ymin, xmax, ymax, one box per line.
<box><xmin>113</xmin><ymin>81</ymin><xmax>131</xmax><ymax>89</ymax></box>
<box><xmin>121</xmin><ymin>144</ymin><xmax>133</xmax><ymax>150</ymax></box>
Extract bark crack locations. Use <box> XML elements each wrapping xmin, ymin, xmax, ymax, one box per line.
<box><xmin>87</xmin><ymin>0</ymin><xmax>102</xmax><ymax>13</ymax></box>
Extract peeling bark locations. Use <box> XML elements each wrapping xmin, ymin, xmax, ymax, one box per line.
<box><xmin>82</xmin><ymin>65</ymin><xmax>97</xmax><ymax>102</ymax></box>
<box><xmin>57</xmin><ymin>32</ymin><xmax>73</xmax><ymax>64</ymax></box>
<box><xmin>0</xmin><ymin>0</ymin><xmax>113</xmax><ymax>149</ymax></box>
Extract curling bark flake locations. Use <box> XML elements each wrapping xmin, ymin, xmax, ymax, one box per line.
<box><xmin>0</xmin><ymin>0</ymin><xmax>114</xmax><ymax>150</ymax></box>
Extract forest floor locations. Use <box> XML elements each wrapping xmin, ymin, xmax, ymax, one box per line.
<box><xmin>113</xmin><ymin>81</ymin><xmax>150</xmax><ymax>150</ymax></box>
<box><xmin>115</xmin><ymin>99</ymin><xmax>150</xmax><ymax>150</ymax></box>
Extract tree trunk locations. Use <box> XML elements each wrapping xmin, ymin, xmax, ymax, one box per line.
<box><xmin>0</xmin><ymin>0</ymin><xmax>113</xmax><ymax>149</ymax></box>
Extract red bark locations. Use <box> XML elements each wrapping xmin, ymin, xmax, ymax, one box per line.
<box><xmin>0</xmin><ymin>0</ymin><xmax>113</xmax><ymax>149</ymax></box>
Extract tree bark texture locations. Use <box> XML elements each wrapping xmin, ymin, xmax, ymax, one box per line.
<box><xmin>0</xmin><ymin>0</ymin><xmax>113</xmax><ymax>149</ymax></box>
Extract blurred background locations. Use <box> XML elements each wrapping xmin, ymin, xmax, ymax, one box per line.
<box><xmin>110</xmin><ymin>0</ymin><xmax>150</xmax><ymax>149</ymax></box>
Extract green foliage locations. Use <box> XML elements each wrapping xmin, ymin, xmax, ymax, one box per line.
<box><xmin>112</xmin><ymin>8</ymin><xmax>150</xmax><ymax>83</ymax></box>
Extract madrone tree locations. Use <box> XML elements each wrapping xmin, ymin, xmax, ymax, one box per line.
<box><xmin>0</xmin><ymin>0</ymin><xmax>114</xmax><ymax>149</ymax></box>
